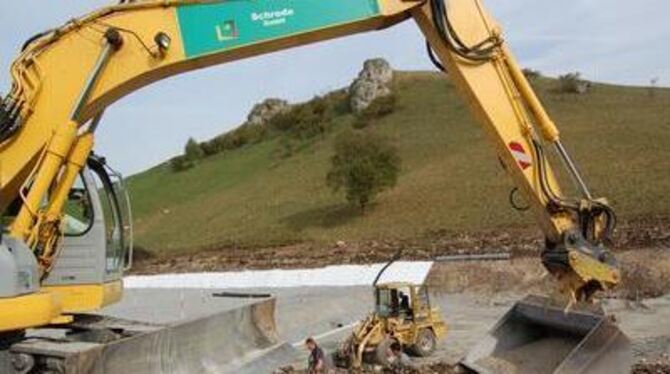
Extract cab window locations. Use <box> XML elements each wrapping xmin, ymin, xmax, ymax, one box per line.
<box><xmin>376</xmin><ymin>288</ymin><xmax>392</xmax><ymax>317</ymax></box>
<box><xmin>90</xmin><ymin>169</ymin><xmax>124</xmax><ymax>274</ymax></box>
<box><xmin>63</xmin><ymin>174</ymin><xmax>94</xmax><ymax>236</ymax></box>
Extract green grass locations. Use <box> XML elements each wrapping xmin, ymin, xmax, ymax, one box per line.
<box><xmin>127</xmin><ymin>71</ymin><xmax>670</xmax><ymax>254</ymax></box>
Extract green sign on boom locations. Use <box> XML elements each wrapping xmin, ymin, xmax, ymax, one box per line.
<box><xmin>177</xmin><ymin>0</ymin><xmax>381</xmax><ymax>58</ymax></box>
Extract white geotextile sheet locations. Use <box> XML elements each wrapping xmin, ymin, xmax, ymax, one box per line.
<box><xmin>124</xmin><ymin>261</ymin><xmax>434</xmax><ymax>289</ymax></box>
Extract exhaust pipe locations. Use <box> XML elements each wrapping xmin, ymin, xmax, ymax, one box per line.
<box><xmin>460</xmin><ymin>295</ymin><xmax>632</xmax><ymax>374</ymax></box>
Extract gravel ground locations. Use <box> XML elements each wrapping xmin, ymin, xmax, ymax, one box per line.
<box><xmin>102</xmin><ymin>286</ymin><xmax>670</xmax><ymax>373</ymax></box>
<box><xmin>104</xmin><ymin>235</ymin><xmax>670</xmax><ymax>374</ymax></box>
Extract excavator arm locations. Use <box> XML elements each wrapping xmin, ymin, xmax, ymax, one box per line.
<box><xmin>1</xmin><ymin>0</ymin><xmax>619</xmax><ymax>336</ymax></box>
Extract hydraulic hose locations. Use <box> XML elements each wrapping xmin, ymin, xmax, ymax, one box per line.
<box><xmin>531</xmin><ymin>139</ymin><xmax>616</xmax><ymax>243</ymax></box>
<box><xmin>0</xmin><ymin>96</ymin><xmax>20</xmax><ymax>143</ymax></box>
<box><xmin>373</xmin><ymin>248</ymin><xmax>403</xmax><ymax>286</ymax></box>
<box><xmin>426</xmin><ymin>41</ymin><xmax>446</xmax><ymax>72</ymax></box>
<box><xmin>21</xmin><ymin>30</ymin><xmax>53</xmax><ymax>52</ymax></box>
<box><xmin>429</xmin><ymin>0</ymin><xmax>500</xmax><ymax>62</ymax></box>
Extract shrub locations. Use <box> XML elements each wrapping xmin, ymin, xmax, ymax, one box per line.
<box><xmin>205</xmin><ymin>136</ymin><xmax>225</xmax><ymax>155</ymax></box>
<box><xmin>276</xmin><ymin>136</ymin><xmax>297</xmax><ymax>159</ymax></box>
<box><xmin>326</xmin><ymin>130</ymin><xmax>401</xmax><ymax>211</ymax></box>
<box><xmin>353</xmin><ymin>94</ymin><xmax>397</xmax><ymax>129</ymax></box>
<box><xmin>170</xmin><ymin>155</ymin><xmax>194</xmax><ymax>172</ymax></box>
<box><xmin>352</xmin><ymin>117</ymin><xmax>369</xmax><ymax>130</ymax></box>
<box><xmin>522</xmin><ymin>68</ymin><xmax>542</xmax><ymax>80</ymax></box>
<box><xmin>199</xmin><ymin>140</ymin><xmax>219</xmax><ymax>157</ymax></box>
<box><xmin>558</xmin><ymin>72</ymin><xmax>590</xmax><ymax>94</ymax></box>
<box><xmin>196</xmin><ymin>93</ymin><xmax>347</xmax><ymax>161</ymax></box>
<box><xmin>269</xmin><ymin>95</ymin><xmax>335</xmax><ymax>140</ymax></box>
<box><xmin>323</xmin><ymin>88</ymin><xmax>351</xmax><ymax>116</ymax></box>
<box><xmin>208</xmin><ymin>128</ymin><xmax>251</xmax><ymax>153</ymax></box>
<box><xmin>238</xmin><ymin>124</ymin><xmax>268</xmax><ymax>144</ymax></box>
<box><xmin>197</xmin><ymin>122</ymin><xmax>270</xmax><ymax>159</ymax></box>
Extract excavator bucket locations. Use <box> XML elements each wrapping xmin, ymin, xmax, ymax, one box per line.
<box><xmin>460</xmin><ymin>295</ymin><xmax>632</xmax><ymax>374</ymax></box>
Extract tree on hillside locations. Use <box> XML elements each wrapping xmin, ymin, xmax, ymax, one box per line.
<box><xmin>558</xmin><ymin>72</ymin><xmax>590</xmax><ymax>94</ymax></box>
<box><xmin>184</xmin><ymin>137</ymin><xmax>204</xmax><ymax>161</ymax></box>
<box><xmin>171</xmin><ymin>137</ymin><xmax>203</xmax><ymax>172</ymax></box>
<box><xmin>327</xmin><ymin>130</ymin><xmax>400</xmax><ymax>212</ymax></box>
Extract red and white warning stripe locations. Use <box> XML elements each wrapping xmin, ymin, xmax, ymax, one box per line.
<box><xmin>509</xmin><ymin>141</ymin><xmax>532</xmax><ymax>170</ymax></box>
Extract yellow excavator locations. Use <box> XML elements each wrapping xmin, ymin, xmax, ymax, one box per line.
<box><xmin>0</xmin><ymin>0</ymin><xmax>631</xmax><ymax>372</ymax></box>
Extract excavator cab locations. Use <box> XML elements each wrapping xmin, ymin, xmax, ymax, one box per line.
<box><xmin>42</xmin><ymin>155</ymin><xmax>133</xmax><ymax>311</ymax></box>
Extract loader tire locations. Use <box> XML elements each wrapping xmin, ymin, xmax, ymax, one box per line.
<box><xmin>374</xmin><ymin>338</ymin><xmax>396</xmax><ymax>366</ymax></box>
<box><xmin>411</xmin><ymin>329</ymin><xmax>436</xmax><ymax>357</ymax></box>
<box><xmin>332</xmin><ymin>350</ymin><xmax>352</xmax><ymax>369</ymax></box>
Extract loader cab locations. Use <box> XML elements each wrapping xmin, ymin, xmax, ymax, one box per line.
<box><xmin>375</xmin><ymin>283</ymin><xmax>431</xmax><ymax>321</ymax></box>
<box><xmin>43</xmin><ymin>155</ymin><xmax>133</xmax><ymax>290</ymax></box>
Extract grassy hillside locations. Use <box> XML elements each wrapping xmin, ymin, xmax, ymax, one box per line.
<box><xmin>127</xmin><ymin>71</ymin><xmax>670</xmax><ymax>254</ymax></box>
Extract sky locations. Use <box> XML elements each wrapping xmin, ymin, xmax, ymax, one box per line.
<box><xmin>1</xmin><ymin>1</ymin><xmax>668</xmax><ymax>175</ymax></box>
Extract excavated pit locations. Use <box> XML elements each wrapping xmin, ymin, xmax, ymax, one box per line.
<box><xmin>92</xmin><ymin>281</ymin><xmax>669</xmax><ymax>373</ymax></box>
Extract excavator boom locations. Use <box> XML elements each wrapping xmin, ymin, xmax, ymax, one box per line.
<box><xmin>0</xmin><ymin>0</ymin><xmax>630</xmax><ymax>372</ymax></box>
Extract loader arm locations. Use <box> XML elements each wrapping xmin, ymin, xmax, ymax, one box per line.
<box><xmin>0</xmin><ymin>0</ymin><xmax>619</xmax><ymax>332</ymax></box>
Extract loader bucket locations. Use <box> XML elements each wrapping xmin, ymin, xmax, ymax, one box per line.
<box><xmin>460</xmin><ymin>295</ymin><xmax>632</xmax><ymax>374</ymax></box>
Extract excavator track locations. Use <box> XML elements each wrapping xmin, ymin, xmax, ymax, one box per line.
<box><xmin>2</xmin><ymin>297</ymin><xmax>283</xmax><ymax>374</ymax></box>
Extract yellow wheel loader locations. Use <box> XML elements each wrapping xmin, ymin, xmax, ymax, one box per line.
<box><xmin>334</xmin><ymin>283</ymin><xmax>447</xmax><ymax>369</ymax></box>
<box><xmin>0</xmin><ymin>0</ymin><xmax>632</xmax><ymax>372</ymax></box>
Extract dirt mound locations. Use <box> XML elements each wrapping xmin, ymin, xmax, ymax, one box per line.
<box><xmin>131</xmin><ymin>218</ymin><xmax>669</xmax><ymax>275</ymax></box>
<box><xmin>275</xmin><ymin>362</ymin><xmax>459</xmax><ymax>373</ymax></box>
<box><xmin>633</xmin><ymin>358</ymin><xmax>670</xmax><ymax>374</ymax></box>
<box><xmin>618</xmin><ymin>250</ymin><xmax>670</xmax><ymax>299</ymax></box>
<box><xmin>277</xmin><ymin>358</ymin><xmax>670</xmax><ymax>373</ymax></box>
<box><xmin>277</xmin><ymin>359</ymin><xmax>669</xmax><ymax>373</ymax></box>
<box><xmin>425</xmin><ymin>248</ymin><xmax>670</xmax><ymax>301</ymax></box>
<box><xmin>388</xmin><ymin>362</ymin><xmax>459</xmax><ymax>374</ymax></box>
